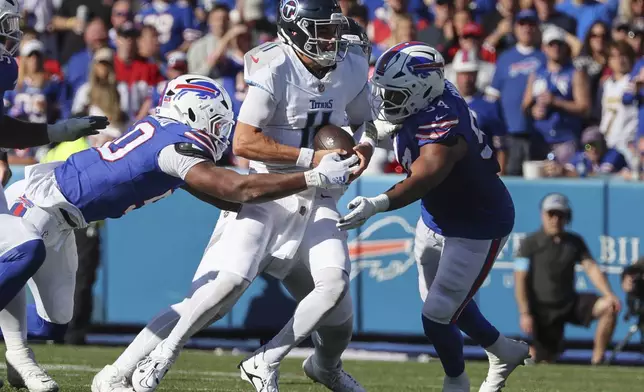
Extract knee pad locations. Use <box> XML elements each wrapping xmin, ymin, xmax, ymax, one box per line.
<box><xmin>314</xmin><ymin>269</ymin><xmax>349</xmax><ymax>308</ymax></box>
<box><xmin>26</xmin><ymin>305</ymin><xmax>68</xmax><ymax>341</ymax></box>
<box><xmin>321</xmin><ymin>292</ymin><xmax>353</xmax><ymax>327</ymax></box>
<box><xmin>422</xmin><ymin>289</ymin><xmax>465</xmax><ymax>324</ymax></box>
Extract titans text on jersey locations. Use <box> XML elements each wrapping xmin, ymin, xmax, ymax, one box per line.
<box><xmin>393</xmin><ymin>81</ymin><xmax>515</xmax><ymax>239</ymax></box>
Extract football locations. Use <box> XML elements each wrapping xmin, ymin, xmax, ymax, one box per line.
<box><xmin>313</xmin><ymin>124</ymin><xmax>356</xmax><ymax>159</ymax></box>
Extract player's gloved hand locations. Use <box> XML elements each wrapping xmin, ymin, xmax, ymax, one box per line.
<box><xmin>336</xmin><ymin>194</ymin><xmax>390</xmax><ymax>230</ymax></box>
<box><xmin>305</xmin><ymin>153</ymin><xmax>359</xmax><ymax>189</ymax></box>
<box><xmin>47</xmin><ymin>116</ymin><xmax>110</xmax><ymax>143</ymax></box>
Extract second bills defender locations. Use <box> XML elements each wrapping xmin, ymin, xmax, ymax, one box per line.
<box><xmin>103</xmin><ymin>0</ymin><xmax>376</xmax><ymax>391</ymax></box>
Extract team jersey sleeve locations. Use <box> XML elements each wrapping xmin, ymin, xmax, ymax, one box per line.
<box><xmin>413</xmin><ymin>108</ymin><xmax>460</xmax><ymax>147</ymax></box>
<box><xmin>600</xmin><ymin>149</ymin><xmax>627</xmax><ymax>173</ymax></box>
<box><xmin>157</xmin><ymin>144</ymin><xmax>209</xmax><ymax>180</ymax></box>
<box><xmin>0</xmin><ymin>56</ymin><xmax>17</xmax><ymax>92</ymax></box>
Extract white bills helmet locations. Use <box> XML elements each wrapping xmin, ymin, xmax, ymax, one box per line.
<box><xmin>156</xmin><ymin>75</ymin><xmax>235</xmax><ymax>161</ymax></box>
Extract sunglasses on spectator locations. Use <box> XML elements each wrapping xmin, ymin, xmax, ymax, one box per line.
<box><xmin>112</xmin><ymin>11</ymin><xmax>130</xmax><ymax>17</ymax></box>
<box><xmin>517</xmin><ymin>20</ymin><xmax>537</xmax><ymax>26</ymax></box>
<box><xmin>589</xmin><ymin>32</ymin><xmax>607</xmax><ymax>39</ymax></box>
<box><xmin>546</xmin><ymin>210</ymin><xmax>568</xmax><ymax>218</ymax></box>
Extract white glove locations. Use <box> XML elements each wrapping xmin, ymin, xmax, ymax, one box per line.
<box><xmin>47</xmin><ymin>116</ymin><xmax>110</xmax><ymax>143</ymax></box>
<box><xmin>304</xmin><ymin>153</ymin><xmax>359</xmax><ymax>189</ymax></box>
<box><xmin>336</xmin><ymin>194</ymin><xmax>390</xmax><ymax>230</ymax></box>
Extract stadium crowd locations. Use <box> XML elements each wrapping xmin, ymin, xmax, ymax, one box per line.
<box><xmin>2</xmin><ymin>0</ymin><xmax>644</xmax><ymax>179</ymax></box>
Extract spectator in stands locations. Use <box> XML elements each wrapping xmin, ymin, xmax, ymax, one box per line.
<box><xmin>188</xmin><ymin>4</ymin><xmax>230</xmax><ymax>76</ymax></box>
<box><xmin>18</xmin><ymin>28</ymin><xmax>64</xmax><ymax>88</ymax></box>
<box><xmin>620</xmin><ymin>0</ymin><xmax>644</xmax><ymax>22</ymax></box>
<box><xmin>524</xmin><ymin>26</ymin><xmax>589</xmax><ymax>158</ymax></box>
<box><xmin>445</xmin><ymin>48</ymin><xmax>495</xmax><ymax>92</ymax></box>
<box><xmin>544</xmin><ymin>127</ymin><xmax>628</xmax><ymax>177</ymax></box>
<box><xmin>535</xmin><ymin>0</ymin><xmax>577</xmax><ymax>35</ymax></box>
<box><xmin>52</xmin><ymin>1</ymin><xmax>111</xmax><ymax>65</ymax></box>
<box><xmin>3</xmin><ymin>40</ymin><xmax>66</xmax><ymax>164</ymax></box>
<box><xmin>627</xmin><ymin>18</ymin><xmax>644</xmax><ymax>55</ymax></box>
<box><xmin>135</xmin><ymin>0</ymin><xmax>201</xmax><ymax>58</ymax></box>
<box><xmin>612</xmin><ymin>16</ymin><xmax>630</xmax><ymax>43</ymax></box>
<box><xmin>574</xmin><ymin>21</ymin><xmax>610</xmax><ymax>118</ymax></box>
<box><xmin>385</xmin><ymin>14</ymin><xmax>417</xmax><ymax>49</ymax></box>
<box><xmin>514</xmin><ymin>193</ymin><xmax>620</xmax><ymax>364</ymax></box>
<box><xmin>555</xmin><ymin>0</ymin><xmax>619</xmax><ymax>41</ymax></box>
<box><xmin>416</xmin><ymin>0</ymin><xmax>453</xmax><ymax>53</ymax></box>
<box><xmin>442</xmin><ymin>9</ymin><xmax>473</xmax><ymax>62</ymax></box>
<box><xmin>452</xmin><ymin>50</ymin><xmax>508</xmax><ymax>173</ymax></box>
<box><xmin>601</xmin><ymin>41</ymin><xmax>638</xmax><ymax>154</ymax></box>
<box><xmin>372</xmin><ymin>0</ymin><xmax>411</xmax><ymax>45</ymax></box>
<box><xmin>481</xmin><ymin>0</ymin><xmax>518</xmax><ymax>56</ymax></box>
<box><xmin>64</xmin><ymin>18</ymin><xmax>109</xmax><ymax>98</ymax></box>
<box><xmin>487</xmin><ymin>9</ymin><xmax>545</xmax><ymax>176</ymax></box>
<box><xmin>138</xmin><ymin>25</ymin><xmax>164</xmax><ymax>74</ymax></box>
<box><xmin>108</xmin><ymin>0</ymin><xmax>133</xmax><ymax>49</ymax></box>
<box><xmin>137</xmin><ymin>51</ymin><xmax>189</xmax><ymax>119</ymax></box>
<box><xmin>72</xmin><ymin>48</ymin><xmax>127</xmax><ymax>139</ymax></box>
<box><xmin>114</xmin><ymin>22</ymin><xmax>164</xmax><ymax>121</ymax></box>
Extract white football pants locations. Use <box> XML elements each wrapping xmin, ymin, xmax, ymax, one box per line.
<box><xmin>414</xmin><ymin>219</ymin><xmax>507</xmax><ymax>324</ymax></box>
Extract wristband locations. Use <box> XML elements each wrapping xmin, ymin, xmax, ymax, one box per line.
<box><xmin>297</xmin><ymin>147</ymin><xmax>314</xmax><ymax>168</ymax></box>
<box><xmin>304</xmin><ymin>170</ymin><xmax>319</xmax><ymax>188</ymax></box>
<box><xmin>359</xmin><ymin>122</ymin><xmax>378</xmax><ymax>149</ymax></box>
<box><xmin>372</xmin><ymin>194</ymin><xmax>390</xmax><ymax>213</ymax></box>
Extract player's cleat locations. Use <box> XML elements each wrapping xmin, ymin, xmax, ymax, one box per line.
<box><xmin>303</xmin><ymin>354</ymin><xmax>366</xmax><ymax>392</ymax></box>
<box><xmin>131</xmin><ymin>341</ymin><xmax>175</xmax><ymax>392</ymax></box>
<box><xmin>91</xmin><ymin>365</ymin><xmax>135</xmax><ymax>392</ymax></box>
<box><xmin>479</xmin><ymin>339</ymin><xmax>531</xmax><ymax>392</ymax></box>
<box><xmin>443</xmin><ymin>373</ymin><xmax>471</xmax><ymax>392</ymax></box>
<box><xmin>6</xmin><ymin>348</ymin><xmax>59</xmax><ymax>392</ymax></box>
<box><xmin>238</xmin><ymin>349</ymin><xmax>280</xmax><ymax>392</ymax></box>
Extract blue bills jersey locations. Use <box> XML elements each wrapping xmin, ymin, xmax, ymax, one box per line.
<box><xmin>54</xmin><ymin>115</ymin><xmax>217</xmax><ymax>223</ymax></box>
<box><xmin>393</xmin><ymin>81</ymin><xmax>515</xmax><ymax>239</ymax></box>
<box><xmin>0</xmin><ymin>55</ymin><xmax>19</xmax><ymax>114</ymax></box>
<box><xmin>135</xmin><ymin>1</ymin><xmax>199</xmax><ymax>57</ymax></box>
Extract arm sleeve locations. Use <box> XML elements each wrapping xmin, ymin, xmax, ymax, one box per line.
<box><xmin>157</xmin><ymin>144</ymin><xmax>208</xmax><ymax>180</ymax></box>
<box><xmin>237</xmin><ymin>84</ymin><xmax>278</xmax><ymax>128</ymax></box>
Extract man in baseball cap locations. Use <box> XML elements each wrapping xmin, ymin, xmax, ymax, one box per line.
<box><xmin>514</xmin><ymin>192</ymin><xmax>621</xmax><ymax>364</ymax></box>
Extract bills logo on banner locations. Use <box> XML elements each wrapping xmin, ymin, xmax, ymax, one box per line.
<box><xmin>348</xmin><ymin>216</ymin><xmax>416</xmax><ymax>282</ymax></box>
<box><xmin>281</xmin><ymin>0</ymin><xmax>299</xmax><ymax>22</ymax></box>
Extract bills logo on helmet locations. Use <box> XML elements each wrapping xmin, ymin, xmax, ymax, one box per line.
<box><xmin>174</xmin><ymin>78</ymin><xmax>222</xmax><ymax>100</ymax></box>
<box><xmin>406</xmin><ymin>52</ymin><xmax>443</xmax><ymax>79</ymax></box>
<box><xmin>348</xmin><ymin>216</ymin><xmax>416</xmax><ymax>282</ymax></box>
<box><xmin>281</xmin><ymin>0</ymin><xmax>299</xmax><ymax>22</ymax></box>
<box><xmin>375</xmin><ymin>41</ymin><xmax>426</xmax><ymax>77</ymax></box>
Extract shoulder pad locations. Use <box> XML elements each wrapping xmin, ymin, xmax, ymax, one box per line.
<box><xmin>244</xmin><ymin>42</ymin><xmax>287</xmax><ymax>78</ymax></box>
<box><xmin>175</xmin><ymin>142</ymin><xmax>214</xmax><ymax>161</ymax></box>
<box><xmin>343</xmin><ymin>51</ymin><xmax>369</xmax><ymax>82</ymax></box>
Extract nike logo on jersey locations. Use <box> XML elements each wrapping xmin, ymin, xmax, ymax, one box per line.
<box><xmin>434</xmin><ymin>114</ymin><xmax>448</xmax><ymax>121</ymax></box>
<box><xmin>251</xmin><ymin>55</ymin><xmax>260</xmax><ymax>63</ymax></box>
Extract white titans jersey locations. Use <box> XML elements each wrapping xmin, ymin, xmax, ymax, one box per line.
<box><xmin>240</xmin><ymin>41</ymin><xmax>372</xmax><ymax>173</ymax></box>
<box><xmin>600</xmin><ymin>75</ymin><xmax>637</xmax><ymax>153</ymax></box>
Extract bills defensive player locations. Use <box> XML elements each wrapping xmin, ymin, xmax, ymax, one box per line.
<box><xmin>1</xmin><ymin>74</ymin><xmax>356</xmax><ymax>392</ymax></box>
<box><xmin>100</xmin><ymin>1</ymin><xmax>375</xmax><ymax>391</ymax></box>
<box><xmin>0</xmin><ymin>1</ymin><xmax>108</xmax><ymax>372</ymax></box>
<box><xmin>337</xmin><ymin>42</ymin><xmax>530</xmax><ymax>392</ymax></box>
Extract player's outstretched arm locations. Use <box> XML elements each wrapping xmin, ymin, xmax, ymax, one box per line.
<box><xmin>337</xmin><ymin>137</ymin><xmax>467</xmax><ymax>230</ymax></box>
<box><xmin>0</xmin><ymin>115</ymin><xmax>110</xmax><ymax>149</ymax></box>
<box><xmin>181</xmin><ymin>186</ymin><xmax>242</xmax><ymax>212</ymax></box>
<box><xmin>184</xmin><ymin>153</ymin><xmax>358</xmax><ymax>204</ymax></box>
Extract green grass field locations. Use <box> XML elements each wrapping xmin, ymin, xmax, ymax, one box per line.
<box><xmin>4</xmin><ymin>344</ymin><xmax>642</xmax><ymax>392</ymax></box>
